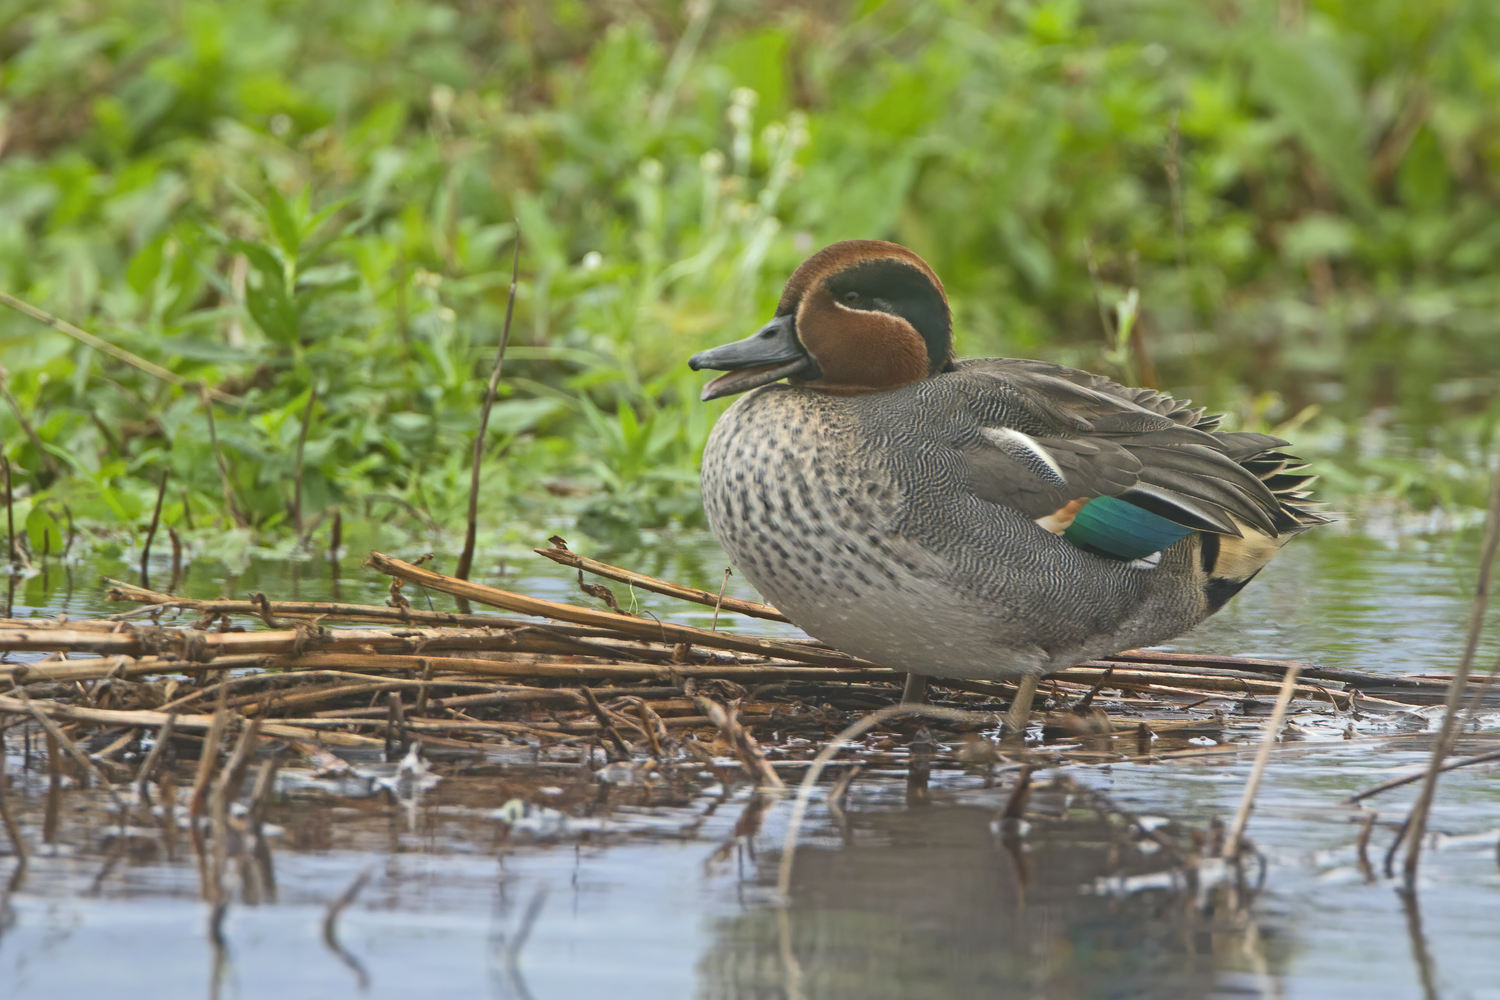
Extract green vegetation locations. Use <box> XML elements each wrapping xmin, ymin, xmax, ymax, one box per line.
<box><xmin>2</xmin><ymin>0</ymin><xmax>1498</xmax><ymax>566</ymax></box>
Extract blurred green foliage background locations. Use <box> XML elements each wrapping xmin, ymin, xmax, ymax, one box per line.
<box><xmin>1</xmin><ymin>0</ymin><xmax>1498</xmax><ymax>565</ymax></box>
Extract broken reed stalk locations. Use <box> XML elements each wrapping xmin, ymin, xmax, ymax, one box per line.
<box><xmin>0</xmin><ymin>291</ymin><xmax>242</xmax><ymax>405</ymax></box>
<box><xmin>140</xmin><ymin>467</ymin><xmax>169</xmax><ymax>589</ymax></box>
<box><xmin>454</xmin><ymin>232</ymin><xmax>521</xmax><ymax>588</ymax></box>
<box><xmin>536</xmin><ymin>540</ymin><xmax>789</xmax><ymax>623</ymax></box>
<box><xmin>368</xmin><ymin>551</ymin><xmax>878</xmax><ymax>669</ymax></box>
<box><xmin>1399</xmin><ymin>448</ymin><xmax>1500</xmax><ymax>886</ymax></box>
<box><xmin>199</xmin><ymin>383</ymin><xmax>247</xmax><ymax>528</ymax></box>
<box><xmin>1221</xmin><ymin>665</ymin><xmax>1301</xmax><ymax>860</ymax></box>
<box><xmin>292</xmin><ymin>386</ymin><xmax>317</xmax><ymax>542</ymax></box>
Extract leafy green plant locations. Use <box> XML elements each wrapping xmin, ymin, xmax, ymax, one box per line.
<box><xmin>1</xmin><ymin>0</ymin><xmax>1497</xmax><ymax>567</ymax></box>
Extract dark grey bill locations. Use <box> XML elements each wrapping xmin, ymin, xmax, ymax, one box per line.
<box><xmin>689</xmin><ymin>314</ymin><xmax>821</xmax><ymax>401</ymax></box>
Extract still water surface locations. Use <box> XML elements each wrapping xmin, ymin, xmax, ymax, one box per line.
<box><xmin>3</xmin><ymin>525</ymin><xmax>1500</xmax><ymax>999</ymax></box>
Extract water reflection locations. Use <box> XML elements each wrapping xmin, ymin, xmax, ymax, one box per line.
<box><xmin>702</xmin><ymin>789</ymin><xmax>1280</xmax><ymax>1000</ymax></box>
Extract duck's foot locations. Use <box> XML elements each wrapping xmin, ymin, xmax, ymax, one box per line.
<box><xmin>1005</xmin><ymin>674</ymin><xmax>1040</xmax><ymax>738</ymax></box>
<box><xmin>901</xmin><ymin>672</ymin><xmax>930</xmax><ymax>705</ymax></box>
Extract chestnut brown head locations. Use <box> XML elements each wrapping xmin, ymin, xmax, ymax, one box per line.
<box><xmin>690</xmin><ymin>240</ymin><xmax>955</xmax><ymax>400</ymax></box>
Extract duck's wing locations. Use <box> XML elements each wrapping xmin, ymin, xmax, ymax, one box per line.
<box><xmin>948</xmin><ymin>358</ymin><xmax>1323</xmax><ymax>538</ymax></box>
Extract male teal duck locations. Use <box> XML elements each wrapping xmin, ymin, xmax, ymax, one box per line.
<box><xmin>689</xmin><ymin>240</ymin><xmax>1328</xmax><ymax>725</ymax></box>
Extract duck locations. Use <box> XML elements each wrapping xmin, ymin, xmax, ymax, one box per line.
<box><xmin>688</xmin><ymin>240</ymin><xmax>1329</xmax><ymax>730</ymax></box>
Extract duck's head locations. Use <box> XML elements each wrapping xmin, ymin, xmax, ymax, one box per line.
<box><xmin>690</xmin><ymin>240</ymin><xmax>955</xmax><ymax>401</ymax></box>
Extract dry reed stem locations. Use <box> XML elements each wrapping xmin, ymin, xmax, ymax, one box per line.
<box><xmin>1399</xmin><ymin>449</ymin><xmax>1500</xmax><ymax>886</ymax></box>
<box><xmin>455</xmin><ymin>233</ymin><xmax>520</xmax><ymax>589</ymax></box>
<box><xmin>369</xmin><ymin>551</ymin><xmax>883</xmax><ymax>669</ymax></box>
<box><xmin>2</xmin><ymin>456</ymin><xmax>13</xmax><ymax>565</ymax></box>
<box><xmin>534</xmin><ymin>541</ymin><xmax>789</xmax><ymax>622</ymax></box>
<box><xmin>0</xmin><ymin>291</ymin><xmax>242</xmax><ymax>404</ymax></box>
<box><xmin>292</xmin><ymin>386</ymin><xmax>317</xmax><ymax>540</ymax></box>
<box><xmin>140</xmin><ymin>468</ymin><xmax>169</xmax><ymax>589</ymax></box>
<box><xmin>1221</xmin><ymin>665</ymin><xmax>1301</xmax><ymax>860</ymax></box>
<box><xmin>0</xmin><ymin>693</ymin><xmax>387</xmax><ymax>747</ymax></box>
<box><xmin>198</xmin><ymin>382</ymin><xmax>247</xmax><ymax>528</ymax></box>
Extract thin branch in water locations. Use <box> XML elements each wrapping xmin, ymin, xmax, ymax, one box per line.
<box><xmin>1346</xmin><ymin>746</ymin><xmax>1500</xmax><ymax>805</ymax></box>
<box><xmin>455</xmin><ymin>231</ymin><xmax>522</xmax><ymax>592</ymax></box>
<box><xmin>141</xmin><ymin>468</ymin><xmax>169</xmax><ymax>590</ymax></box>
<box><xmin>1399</xmin><ymin>445</ymin><xmax>1500</xmax><ymax>886</ymax></box>
<box><xmin>1221</xmin><ymin>665</ymin><xmax>1300</xmax><ymax>860</ymax></box>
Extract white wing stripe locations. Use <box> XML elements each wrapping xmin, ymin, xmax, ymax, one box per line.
<box><xmin>980</xmin><ymin>427</ymin><xmax>1068</xmax><ymax>489</ymax></box>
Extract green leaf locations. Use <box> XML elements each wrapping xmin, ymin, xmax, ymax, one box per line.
<box><xmin>265</xmin><ymin>185</ymin><xmax>302</xmax><ymax>258</ymax></box>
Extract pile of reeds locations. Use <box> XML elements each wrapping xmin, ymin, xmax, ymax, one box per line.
<box><xmin>0</xmin><ymin>540</ymin><xmax>1482</xmax><ymax>777</ymax></box>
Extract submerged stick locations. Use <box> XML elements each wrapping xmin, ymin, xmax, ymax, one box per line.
<box><xmin>455</xmin><ymin>232</ymin><xmax>521</xmax><ymax>589</ymax></box>
<box><xmin>1399</xmin><ymin>450</ymin><xmax>1500</xmax><ymax>886</ymax></box>
<box><xmin>1221</xmin><ymin>665</ymin><xmax>1301</xmax><ymax>860</ymax></box>
<box><xmin>535</xmin><ymin>539</ymin><xmax>788</xmax><ymax>623</ymax></box>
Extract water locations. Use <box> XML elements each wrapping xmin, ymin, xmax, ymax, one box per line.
<box><xmin>3</xmin><ymin>524</ymin><xmax>1500</xmax><ymax>998</ymax></box>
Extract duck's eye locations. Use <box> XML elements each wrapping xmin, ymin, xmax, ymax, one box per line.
<box><xmin>843</xmin><ymin>291</ymin><xmax>860</xmax><ymax>306</ymax></box>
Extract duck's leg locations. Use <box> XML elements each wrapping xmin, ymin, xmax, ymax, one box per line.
<box><xmin>1005</xmin><ymin>674</ymin><xmax>1040</xmax><ymax>738</ymax></box>
<box><xmin>901</xmin><ymin>672</ymin><xmax>930</xmax><ymax>705</ymax></box>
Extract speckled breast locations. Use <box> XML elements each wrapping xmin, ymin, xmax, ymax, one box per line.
<box><xmin>699</xmin><ymin>384</ymin><xmax>1212</xmax><ymax>679</ymax></box>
